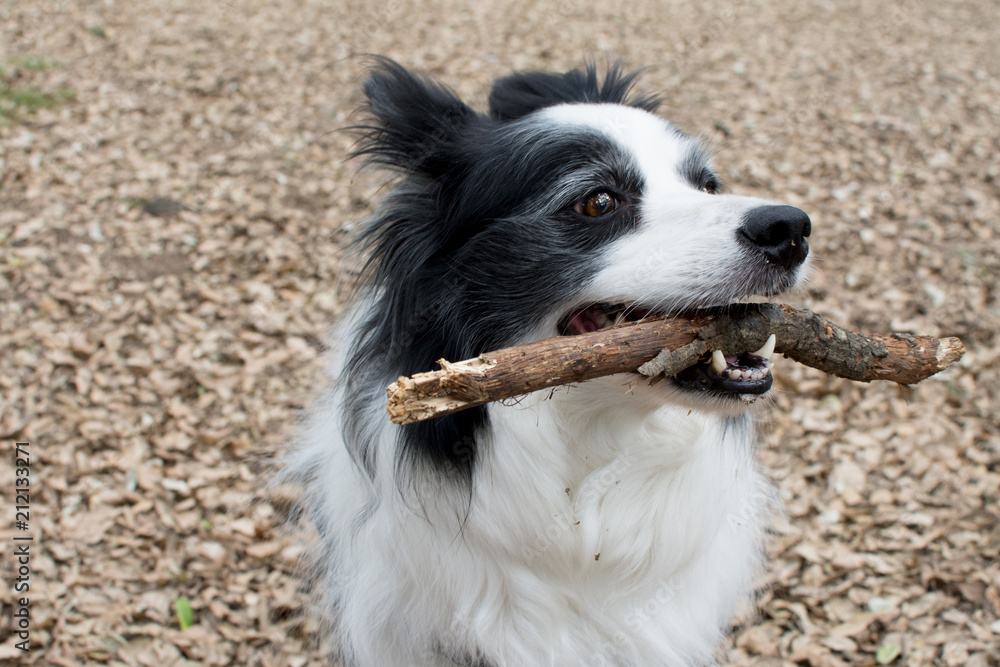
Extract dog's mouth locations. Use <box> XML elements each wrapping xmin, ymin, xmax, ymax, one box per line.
<box><xmin>558</xmin><ymin>302</ymin><xmax>653</xmax><ymax>335</ymax></box>
<box><xmin>671</xmin><ymin>338</ymin><xmax>775</xmax><ymax>396</ymax></box>
<box><xmin>559</xmin><ymin>303</ymin><xmax>775</xmax><ymax>397</ymax></box>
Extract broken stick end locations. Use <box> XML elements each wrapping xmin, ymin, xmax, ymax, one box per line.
<box><xmin>935</xmin><ymin>337</ymin><xmax>966</xmax><ymax>371</ymax></box>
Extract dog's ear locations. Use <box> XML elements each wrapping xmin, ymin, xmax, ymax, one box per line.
<box><xmin>488</xmin><ymin>62</ymin><xmax>660</xmax><ymax>121</ymax></box>
<box><xmin>354</xmin><ymin>58</ymin><xmax>478</xmax><ymax>179</ymax></box>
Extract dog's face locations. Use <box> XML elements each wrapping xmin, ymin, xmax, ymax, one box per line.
<box><xmin>350</xmin><ymin>61</ymin><xmax>810</xmax><ymax>474</ymax></box>
<box><xmin>531</xmin><ymin>103</ymin><xmax>812</xmax><ymax>411</ymax></box>
<box><xmin>541</xmin><ymin>103</ymin><xmax>809</xmax><ymax>323</ymax></box>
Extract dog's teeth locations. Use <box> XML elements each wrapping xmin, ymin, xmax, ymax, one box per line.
<box><xmin>753</xmin><ymin>334</ymin><xmax>776</xmax><ymax>361</ymax></box>
<box><xmin>710</xmin><ymin>350</ymin><xmax>727</xmax><ymax>374</ymax></box>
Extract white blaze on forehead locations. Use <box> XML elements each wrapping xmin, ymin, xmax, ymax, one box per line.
<box><xmin>540</xmin><ymin>103</ymin><xmax>699</xmax><ymax>194</ymax></box>
<box><xmin>540</xmin><ymin>103</ymin><xmax>789</xmax><ymax>312</ymax></box>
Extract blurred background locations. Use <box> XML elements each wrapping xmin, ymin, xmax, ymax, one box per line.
<box><xmin>1</xmin><ymin>0</ymin><xmax>998</xmax><ymax>664</ymax></box>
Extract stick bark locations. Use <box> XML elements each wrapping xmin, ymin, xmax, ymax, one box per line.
<box><xmin>385</xmin><ymin>303</ymin><xmax>965</xmax><ymax>425</ymax></box>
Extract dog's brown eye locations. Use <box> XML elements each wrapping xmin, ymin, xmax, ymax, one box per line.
<box><xmin>575</xmin><ymin>191</ymin><xmax>619</xmax><ymax>217</ymax></box>
<box><xmin>701</xmin><ymin>180</ymin><xmax>719</xmax><ymax>194</ymax></box>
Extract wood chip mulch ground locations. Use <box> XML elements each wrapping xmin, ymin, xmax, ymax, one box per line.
<box><xmin>1</xmin><ymin>0</ymin><xmax>998</xmax><ymax>665</ymax></box>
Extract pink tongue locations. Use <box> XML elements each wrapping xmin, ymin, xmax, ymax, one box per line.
<box><xmin>567</xmin><ymin>312</ymin><xmax>599</xmax><ymax>335</ymax></box>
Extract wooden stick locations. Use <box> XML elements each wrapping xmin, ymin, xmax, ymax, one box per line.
<box><xmin>385</xmin><ymin>303</ymin><xmax>965</xmax><ymax>424</ymax></box>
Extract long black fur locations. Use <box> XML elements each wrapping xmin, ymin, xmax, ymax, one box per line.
<box><xmin>344</xmin><ymin>59</ymin><xmax>658</xmax><ymax>486</ymax></box>
<box><xmin>488</xmin><ymin>62</ymin><xmax>661</xmax><ymax>121</ymax></box>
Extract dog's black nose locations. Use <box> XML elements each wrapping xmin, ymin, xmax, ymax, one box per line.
<box><xmin>737</xmin><ymin>205</ymin><xmax>811</xmax><ymax>270</ymax></box>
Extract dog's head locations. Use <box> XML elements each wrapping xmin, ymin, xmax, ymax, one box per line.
<box><xmin>346</xmin><ymin>59</ymin><xmax>811</xmax><ymax>478</ymax></box>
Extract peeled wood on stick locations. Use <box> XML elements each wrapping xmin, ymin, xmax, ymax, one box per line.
<box><xmin>385</xmin><ymin>303</ymin><xmax>965</xmax><ymax>425</ymax></box>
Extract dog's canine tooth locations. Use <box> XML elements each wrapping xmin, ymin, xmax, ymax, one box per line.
<box><xmin>710</xmin><ymin>349</ymin><xmax>727</xmax><ymax>374</ymax></box>
<box><xmin>753</xmin><ymin>334</ymin><xmax>776</xmax><ymax>361</ymax></box>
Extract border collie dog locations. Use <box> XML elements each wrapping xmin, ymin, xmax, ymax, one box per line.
<box><xmin>285</xmin><ymin>59</ymin><xmax>811</xmax><ymax>666</ymax></box>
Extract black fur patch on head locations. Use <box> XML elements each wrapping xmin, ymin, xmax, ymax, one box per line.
<box><xmin>488</xmin><ymin>62</ymin><xmax>661</xmax><ymax>122</ymax></box>
<box><xmin>679</xmin><ymin>142</ymin><xmax>721</xmax><ymax>193</ymax></box>
<box><xmin>344</xmin><ymin>59</ymin><xmax>650</xmax><ymax>487</ymax></box>
<box><xmin>352</xmin><ymin>56</ymin><xmax>480</xmax><ymax>179</ymax></box>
